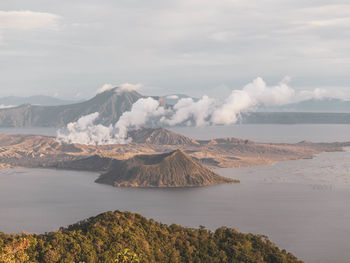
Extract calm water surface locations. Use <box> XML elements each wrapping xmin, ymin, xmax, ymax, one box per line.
<box><xmin>171</xmin><ymin>124</ymin><xmax>350</xmax><ymax>143</ymax></box>
<box><xmin>1</xmin><ymin>125</ymin><xmax>350</xmax><ymax>263</ymax></box>
<box><xmin>1</xmin><ymin>150</ymin><xmax>350</xmax><ymax>263</ymax></box>
<box><xmin>1</xmin><ymin>124</ymin><xmax>350</xmax><ymax>143</ymax></box>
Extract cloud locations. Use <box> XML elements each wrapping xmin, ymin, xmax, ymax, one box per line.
<box><xmin>56</xmin><ymin>113</ymin><xmax>118</xmax><ymax>145</ymax></box>
<box><xmin>96</xmin><ymin>83</ymin><xmax>143</xmax><ymax>95</ymax></box>
<box><xmin>57</xmin><ymin>76</ymin><xmax>348</xmax><ymax>145</ymax></box>
<box><xmin>0</xmin><ymin>10</ymin><xmax>61</xmax><ymax>30</ymax></box>
<box><xmin>116</xmin><ymin>83</ymin><xmax>142</xmax><ymax>94</ymax></box>
<box><xmin>115</xmin><ymin>97</ymin><xmax>166</xmax><ymax>139</ymax></box>
<box><xmin>297</xmin><ymin>88</ymin><xmax>329</xmax><ymax>101</ymax></box>
<box><xmin>96</xmin><ymin>83</ymin><xmax>114</xmax><ymax>94</ymax></box>
<box><xmin>242</xmin><ymin>77</ymin><xmax>294</xmax><ymax>106</ymax></box>
<box><xmin>308</xmin><ymin>18</ymin><xmax>350</xmax><ymax>27</ymax></box>
<box><xmin>163</xmin><ymin>95</ymin><xmax>215</xmax><ymax>126</ymax></box>
<box><xmin>210</xmin><ymin>90</ymin><xmax>253</xmax><ymax>125</ymax></box>
<box><xmin>0</xmin><ymin>104</ymin><xmax>16</xmax><ymax>109</ymax></box>
<box><xmin>2</xmin><ymin>2</ymin><xmax>350</xmax><ymax>96</ymax></box>
<box><xmin>57</xmin><ymin>97</ymin><xmax>166</xmax><ymax>145</ymax></box>
<box><xmin>58</xmin><ymin>77</ymin><xmax>308</xmax><ymax>145</ymax></box>
<box><xmin>166</xmin><ymin>95</ymin><xmax>179</xmax><ymax>99</ymax></box>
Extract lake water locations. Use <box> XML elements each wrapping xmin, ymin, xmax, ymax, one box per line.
<box><xmin>1</xmin><ymin>124</ymin><xmax>350</xmax><ymax>143</ymax></box>
<box><xmin>1</xmin><ymin>124</ymin><xmax>350</xmax><ymax>263</ymax></box>
<box><xmin>171</xmin><ymin>124</ymin><xmax>350</xmax><ymax>143</ymax></box>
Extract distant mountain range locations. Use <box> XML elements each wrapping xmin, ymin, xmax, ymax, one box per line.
<box><xmin>258</xmin><ymin>98</ymin><xmax>350</xmax><ymax>113</ymax></box>
<box><xmin>0</xmin><ymin>95</ymin><xmax>80</xmax><ymax>107</ymax></box>
<box><xmin>0</xmin><ymin>89</ymin><xmax>349</xmax><ymax>127</ymax></box>
<box><xmin>241</xmin><ymin>112</ymin><xmax>350</xmax><ymax>124</ymax></box>
<box><xmin>0</xmin><ymin>88</ymin><xmax>145</xmax><ymax>127</ymax></box>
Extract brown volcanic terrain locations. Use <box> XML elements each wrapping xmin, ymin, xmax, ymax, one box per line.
<box><xmin>0</xmin><ymin>127</ymin><xmax>348</xmax><ymax>186</ymax></box>
<box><xmin>128</xmin><ymin>127</ymin><xmax>199</xmax><ymax>145</ymax></box>
<box><xmin>95</xmin><ymin>150</ymin><xmax>237</xmax><ymax>187</ymax></box>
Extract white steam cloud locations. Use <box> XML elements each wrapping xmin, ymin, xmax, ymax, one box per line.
<box><xmin>96</xmin><ymin>83</ymin><xmax>142</xmax><ymax>95</ymax></box>
<box><xmin>57</xmin><ymin>97</ymin><xmax>165</xmax><ymax>145</ymax></box>
<box><xmin>0</xmin><ymin>104</ymin><xmax>16</xmax><ymax>109</ymax></box>
<box><xmin>56</xmin><ymin>113</ymin><xmax>118</xmax><ymax>145</ymax></box>
<box><xmin>57</xmin><ymin>77</ymin><xmax>326</xmax><ymax>145</ymax></box>
<box><xmin>211</xmin><ymin>77</ymin><xmax>294</xmax><ymax>125</ymax></box>
<box><xmin>116</xmin><ymin>83</ymin><xmax>142</xmax><ymax>94</ymax></box>
<box><xmin>166</xmin><ymin>95</ymin><xmax>179</xmax><ymax>99</ymax></box>
<box><xmin>163</xmin><ymin>95</ymin><xmax>215</xmax><ymax>126</ymax></box>
<box><xmin>96</xmin><ymin>83</ymin><xmax>114</xmax><ymax>94</ymax></box>
<box><xmin>115</xmin><ymin>97</ymin><xmax>166</xmax><ymax>139</ymax></box>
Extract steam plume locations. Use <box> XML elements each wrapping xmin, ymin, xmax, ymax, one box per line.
<box><xmin>57</xmin><ymin>97</ymin><xmax>165</xmax><ymax>145</ymax></box>
<box><xmin>57</xmin><ymin>77</ymin><xmax>325</xmax><ymax>145</ymax></box>
<box><xmin>56</xmin><ymin>113</ymin><xmax>118</xmax><ymax>145</ymax></box>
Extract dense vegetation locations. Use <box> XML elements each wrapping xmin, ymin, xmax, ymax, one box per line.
<box><xmin>0</xmin><ymin>210</ymin><xmax>303</xmax><ymax>263</ymax></box>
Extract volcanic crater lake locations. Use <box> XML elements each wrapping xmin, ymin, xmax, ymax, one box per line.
<box><xmin>1</xmin><ymin>124</ymin><xmax>350</xmax><ymax>263</ymax></box>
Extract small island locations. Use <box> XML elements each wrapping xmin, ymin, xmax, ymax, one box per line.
<box><xmin>95</xmin><ymin>149</ymin><xmax>238</xmax><ymax>187</ymax></box>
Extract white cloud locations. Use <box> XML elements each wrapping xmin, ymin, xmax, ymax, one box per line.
<box><xmin>96</xmin><ymin>83</ymin><xmax>114</xmax><ymax>94</ymax></box>
<box><xmin>57</xmin><ymin>97</ymin><xmax>166</xmax><ymax>145</ymax></box>
<box><xmin>0</xmin><ymin>104</ymin><xmax>16</xmax><ymax>109</ymax></box>
<box><xmin>0</xmin><ymin>10</ymin><xmax>61</xmax><ymax>30</ymax></box>
<box><xmin>96</xmin><ymin>83</ymin><xmax>143</xmax><ymax>95</ymax></box>
<box><xmin>164</xmin><ymin>95</ymin><xmax>215</xmax><ymax>126</ymax></box>
<box><xmin>1</xmin><ymin>1</ymin><xmax>350</xmax><ymax>96</ymax></box>
<box><xmin>116</xmin><ymin>83</ymin><xmax>142</xmax><ymax>94</ymax></box>
<box><xmin>57</xmin><ymin>112</ymin><xmax>119</xmax><ymax>145</ymax></box>
<box><xmin>308</xmin><ymin>18</ymin><xmax>350</xmax><ymax>27</ymax></box>
<box><xmin>57</xmin><ymin>76</ymin><xmax>346</xmax><ymax>145</ymax></box>
<box><xmin>115</xmin><ymin>97</ymin><xmax>166</xmax><ymax>140</ymax></box>
<box><xmin>166</xmin><ymin>95</ymin><xmax>179</xmax><ymax>99</ymax></box>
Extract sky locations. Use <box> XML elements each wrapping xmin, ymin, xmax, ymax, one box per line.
<box><xmin>0</xmin><ymin>0</ymin><xmax>350</xmax><ymax>99</ymax></box>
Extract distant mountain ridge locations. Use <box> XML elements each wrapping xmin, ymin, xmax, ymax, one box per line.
<box><xmin>0</xmin><ymin>95</ymin><xmax>80</xmax><ymax>106</ymax></box>
<box><xmin>258</xmin><ymin>98</ymin><xmax>350</xmax><ymax>113</ymax></box>
<box><xmin>241</xmin><ymin>112</ymin><xmax>350</xmax><ymax>124</ymax></box>
<box><xmin>1</xmin><ymin>90</ymin><xmax>350</xmax><ymax>127</ymax></box>
<box><xmin>0</xmin><ymin>88</ymin><xmax>144</xmax><ymax>127</ymax></box>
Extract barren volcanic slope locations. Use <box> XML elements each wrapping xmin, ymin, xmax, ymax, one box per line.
<box><xmin>0</xmin><ymin>131</ymin><xmax>348</xmax><ymax>171</ymax></box>
<box><xmin>128</xmin><ymin>127</ymin><xmax>199</xmax><ymax>145</ymax></box>
<box><xmin>95</xmin><ymin>149</ymin><xmax>237</xmax><ymax>187</ymax></box>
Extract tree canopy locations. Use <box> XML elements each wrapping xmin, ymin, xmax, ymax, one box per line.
<box><xmin>0</xmin><ymin>210</ymin><xmax>302</xmax><ymax>263</ymax></box>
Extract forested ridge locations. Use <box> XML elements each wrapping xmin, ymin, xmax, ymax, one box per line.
<box><xmin>0</xmin><ymin>210</ymin><xmax>303</xmax><ymax>263</ymax></box>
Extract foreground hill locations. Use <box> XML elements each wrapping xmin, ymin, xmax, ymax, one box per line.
<box><xmin>95</xmin><ymin>149</ymin><xmax>236</xmax><ymax>187</ymax></box>
<box><xmin>0</xmin><ymin>210</ymin><xmax>303</xmax><ymax>263</ymax></box>
<box><xmin>0</xmin><ymin>89</ymin><xmax>143</xmax><ymax>127</ymax></box>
